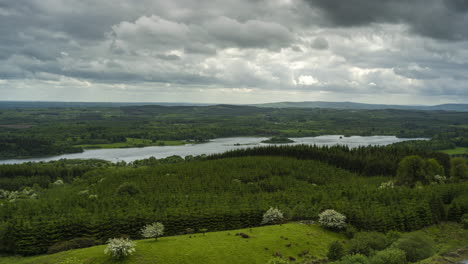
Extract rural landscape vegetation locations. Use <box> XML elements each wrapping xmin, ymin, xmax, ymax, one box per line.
<box><xmin>1</xmin><ymin>0</ymin><xmax>468</xmax><ymax>263</ymax></box>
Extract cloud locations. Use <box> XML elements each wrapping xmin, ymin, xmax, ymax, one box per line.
<box><xmin>0</xmin><ymin>0</ymin><xmax>467</xmax><ymax>104</ymax></box>
<box><xmin>311</xmin><ymin>37</ymin><xmax>329</xmax><ymax>50</ymax></box>
<box><xmin>304</xmin><ymin>0</ymin><xmax>468</xmax><ymax>40</ymax></box>
<box><xmin>109</xmin><ymin>15</ymin><xmax>294</xmax><ymax>52</ymax></box>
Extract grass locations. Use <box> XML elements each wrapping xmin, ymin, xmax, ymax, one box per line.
<box><xmin>439</xmin><ymin>147</ymin><xmax>468</xmax><ymax>155</ymax></box>
<box><xmin>1</xmin><ymin>223</ymin><xmax>466</xmax><ymax>264</ymax></box>
<box><xmin>74</xmin><ymin>138</ymin><xmax>187</xmax><ymax>149</ymax></box>
<box><xmin>0</xmin><ymin>223</ymin><xmax>343</xmax><ymax>264</ymax></box>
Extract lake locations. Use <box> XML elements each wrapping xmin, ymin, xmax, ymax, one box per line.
<box><xmin>0</xmin><ymin>135</ymin><xmax>427</xmax><ymax>165</ymax></box>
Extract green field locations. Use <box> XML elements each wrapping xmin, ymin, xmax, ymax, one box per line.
<box><xmin>440</xmin><ymin>147</ymin><xmax>468</xmax><ymax>155</ymax></box>
<box><xmin>1</xmin><ymin>222</ymin><xmax>466</xmax><ymax>264</ymax></box>
<box><xmin>75</xmin><ymin>138</ymin><xmax>187</xmax><ymax>149</ymax></box>
<box><xmin>0</xmin><ymin>223</ymin><xmax>343</xmax><ymax>264</ymax></box>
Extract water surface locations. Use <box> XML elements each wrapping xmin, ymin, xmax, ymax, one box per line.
<box><xmin>0</xmin><ymin>135</ymin><xmax>427</xmax><ymax>164</ymax></box>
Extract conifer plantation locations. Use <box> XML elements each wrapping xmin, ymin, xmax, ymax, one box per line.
<box><xmin>0</xmin><ymin>145</ymin><xmax>466</xmax><ymax>257</ymax></box>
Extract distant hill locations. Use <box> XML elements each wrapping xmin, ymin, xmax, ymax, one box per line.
<box><xmin>252</xmin><ymin>101</ymin><xmax>468</xmax><ymax>112</ymax></box>
<box><xmin>1</xmin><ymin>100</ymin><xmax>467</xmax><ymax>112</ymax></box>
<box><xmin>0</xmin><ymin>101</ymin><xmax>211</xmax><ymax>109</ymax></box>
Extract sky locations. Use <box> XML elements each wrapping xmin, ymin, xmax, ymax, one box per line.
<box><xmin>0</xmin><ymin>0</ymin><xmax>468</xmax><ymax>105</ymax></box>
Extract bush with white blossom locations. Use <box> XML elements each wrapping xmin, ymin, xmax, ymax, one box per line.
<box><xmin>318</xmin><ymin>209</ymin><xmax>346</xmax><ymax>229</ymax></box>
<box><xmin>261</xmin><ymin>207</ymin><xmax>284</xmax><ymax>225</ymax></box>
<box><xmin>53</xmin><ymin>179</ymin><xmax>64</xmax><ymax>186</ymax></box>
<box><xmin>104</xmin><ymin>238</ymin><xmax>135</xmax><ymax>259</ymax></box>
<box><xmin>141</xmin><ymin>222</ymin><xmax>164</xmax><ymax>240</ymax></box>
<box><xmin>379</xmin><ymin>181</ymin><xmax>395</xmax><ymax>189</ymax></box>
<box><xmin>434</xmin><ymin>175</ymin><xmax>446</xmax><ymax>184</ymax></box>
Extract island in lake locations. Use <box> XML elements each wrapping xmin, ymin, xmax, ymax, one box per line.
<box><xmin>261</xmin><ymin>136</ymin><xmax>295</xmax><ymax>144</ymax></box>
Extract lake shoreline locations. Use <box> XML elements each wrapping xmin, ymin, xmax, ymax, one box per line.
<box><xmin>0</xmin><ymin>135</ymin><xmax>429</xmax><ymax>165</ymax></box>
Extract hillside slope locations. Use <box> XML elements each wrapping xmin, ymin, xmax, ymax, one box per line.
<box><xmin>0</xmin><ymin>223</ymin><xmax>343</xmax><ymax>264</ymax></box>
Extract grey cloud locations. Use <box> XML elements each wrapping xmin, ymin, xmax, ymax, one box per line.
<box><xmin>393</xmin><ymin>66</ymin><xmax>438</xmax><ymax>80</ymax></box>
<box><xmin>0</xmin><ymin>0</ymin><xmax>467</xmax><ymax>104</ymax></box>
<box><xmin>156</xmin><ymin>54</ymin><xmax>181</xmax><ymax>61</ymax></box>
<box><xmin>203</xmin><ymin>16</ymin><xmax>294</xmax><ymax>50</ymax></box>
<box><xmin>304</xmin><ymin>0</ymin><xmax>468</xmax><ymax>40</ymax></box>
<box><xmin>110</xmin><ymin>15</ymin><xmax>295</xmax><ymax>52</ymax></box>
<box><xmin>311</xmin><ymin>37</ymin><xmax>329</xmax><ymax>50</ymax></box>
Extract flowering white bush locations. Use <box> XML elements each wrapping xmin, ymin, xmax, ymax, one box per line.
<box><xmin>141</xmin><ymin>222</ymin><xmax>164</xmax><ymax>240</ymax></box>
<box><xmin>318</xmin><ymin>209</ymin><xmax>346</xmax><ymax>229</ymax></box>
<box><xmin>104</xmin><ymin>238</ymin><xmax>135</xmax><ymax>259</ymax></box>
<box><xmin>261</xmin><ymin>207</ymin><xmax>284</xmax><ymax>225</ymax></box>
<box><xmin>88</xmin><ymin>194</ymin><xmax>98</xmax><ymax>200</ymax></box>
<box><xmin>0</xmin><ymin>188</ymin><xmax>37</xmax><ymax>202</ymax></box>
<box><xmin>53</xmin><ymin>179</ymin><xmax>64</xmax><ymax>186</ymax></box>
<box><xmin>434</xmin><ymin>175</ymin><xmax>446</xmax><ymax>184</ymax></box>
<box><xmin>379</xmin><ymin>181</ymin><xmax>395</xmax><ymax>189</ymax></box>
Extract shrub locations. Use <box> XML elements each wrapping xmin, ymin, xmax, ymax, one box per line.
<box><xmin>116</xmin><ymin>182</ymin><xmax>140</xmax><ymax>196</ymax></box>
<box><xmin>335</xmin><ymin>254</ymin><xmax>369</xmax><ymax>264</ymax></box>
<box><xmin>385</xmin><ymin>231</ymin><xmax>401</xmax><ymax>245</ymax></box>
<box><xmin>141</xmin><ymin>222</ymin><xmax>164</xmax><ymax>240</ymax></box>
<box><xmin>450</xmin><ymin>157</ymin><xmax>468</xmax><ymax>180</ymax></box>
<box><xmin>199</xmin><ymin>228</ymin><xmax>208</xmax><ymax>235</ymax></box>
<box><xmin>347</xmin><ymin>232</ymin><xmax>390</xmax><ymax>256</ymax></box>
<box><xmin>47</xmin><ymin>237</ymin><xmax>100</xmax><ymax>254</ymax></box>
<box><xmin>262</xmin><ymin>207</ymin><xmax>284</xmax><ymax>225</ymax></box>
<box><xmin>104</xmin><ymin>238</ymin><xmax>136</xmax><ymax>259</ymax></box>
<box><xmin>395</xmin><ymin>155</ymin><xmax>428</xmax><ymax>186</ymax></box>
<box><xmin>462</xmin><ymin>214</ymin><xmax>468</xmax><ymax>229</ymax></box>
<box><xmin>240</xmin><ymin>233</ymin><xmax>250</xmax><ymax>238</ymax></box>
<box><xmin>369</xmin><ymin>248</ymin><xmax>406</xmax><ymax>264</ymax></box>
<box><xmin>378</xmin><ymin>181</ymin><xmax>394</xmax><ymax>189</ymax></box>
<box><xmin>343</xmin><ymin>225</ymin><xmax>357</xmax><ymax>238</ymax></box>
<box><xmin>53</xmin><ymin>179</ymin><xmax>64</xmax><ymax>186</ymax></box>
<box><xmin>327</xmin><ymin>240</ymin><xmax>345</xmax><ymax>261</ymax></box>
<box><xmin>318</xmin><ymin>209</ymin><xmax>346</xmax><ymax>229</ymax></box>
<box><xmin>392</xmin><ymin>233</ymin><xmax>435</xmax><ymax>262</ymax></box>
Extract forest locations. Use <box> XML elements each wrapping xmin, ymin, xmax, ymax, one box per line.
<box><xmin>0</xmin><ymin>104</ymin><xmax>467</xmax><ymax>158</ymax></box>
<box><xmin>0</xmin><ymin>105</ymin><xmax>467</xmax><ymax>263</ymax></box>
<box><xmin>0</xmin><ymin>145</ymin><xmax>466</xmax><ymax>257</ymax></box>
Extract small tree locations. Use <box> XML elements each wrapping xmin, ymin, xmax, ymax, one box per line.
<box><xmin>104</xmin><ymin>238</ymin><xmax>135</xmax><ymax>259</ymax></box>
<box><xmin>347</xmin><ymin>232</ymin><xmax>390</xmax><ymax>256</ymax></box>
<box><xmin>319</xmin><ymin>209</ymin><xmax>346</xmax><ymax>229</ymax></box>
<box><xmin>199</xmin><ymin>228</ymin><xmax>208</xmax><ymax>236</ymax></box>
<box><xmin>450</xmin><ymin>157</ymin><xmax>468</xmax><ymax>180</ymax></box>
<box><xmin>141</xmin><ymin>222</ymin><xmax>164</xmax><ymax>240</ymax></box>
<box><xmin>392</xmin><ymin>233</ymin><xmax>435</xmax><ymax>263</ymax></box>
<box><xmin>262</xmin><ymin>207</ymin><xmax>284</xmax><ymax>225</ymax></box>
<box><xmin>327</xmin><ymin>240</ymin><xmax>345</xmax><ymax>261</ymax></box>
<box><xmin>425</xmin><ymin>158</ymin><xmax>444</xmax><ymax>180</ymax></box>
<box><xmin>117</xmin><ymin>182</ymin><xmax>140</xmax><ymax>196</ymax></box>
<box><xmin>395</xmin><ymin>155</ymin><xmax>428</xmax><ymax>186</ymax></box>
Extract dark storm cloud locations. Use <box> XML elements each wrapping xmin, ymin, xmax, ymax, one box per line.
<box><xmin>304</xmin><ymin>0</ymin><xmax>468</xmax><ymax>40</ymax></box>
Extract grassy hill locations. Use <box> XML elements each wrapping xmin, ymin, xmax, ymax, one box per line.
<box><xmin>2</xmin><ymin>222</ymin><xmax>467</xmax><ymax>264</ymax></box>
<box><xmin>0</xmin><ymin>223</ymin><xmax>343</xmax><ymax>264</ymax></box>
